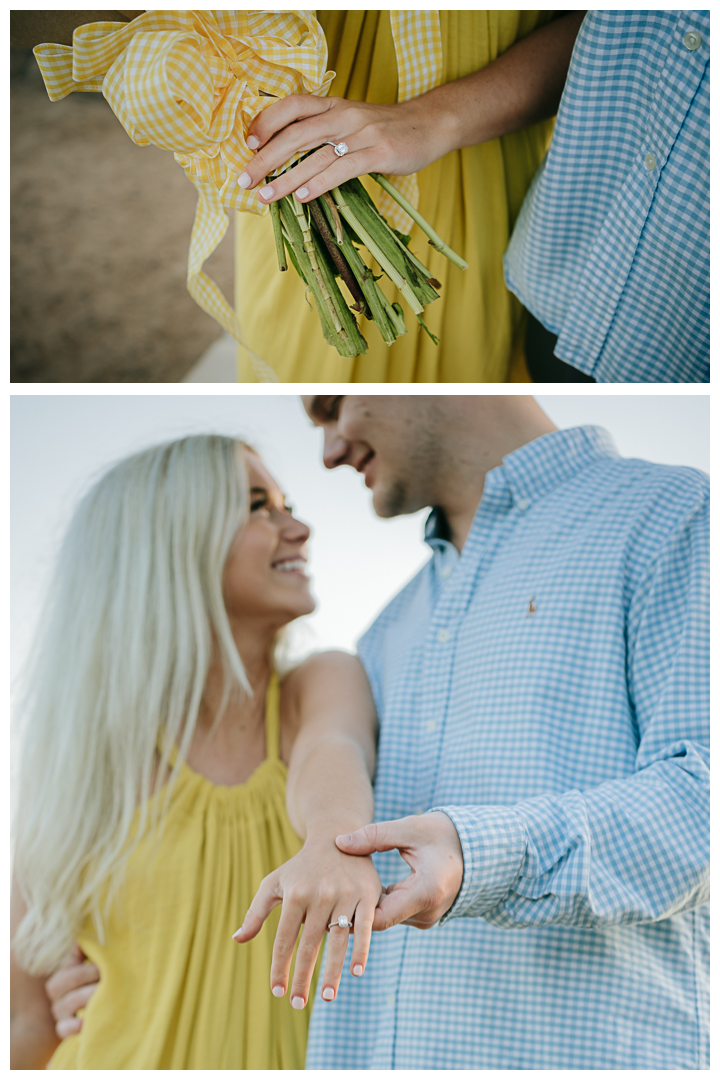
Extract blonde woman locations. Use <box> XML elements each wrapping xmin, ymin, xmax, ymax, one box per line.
<box><xmin>10</xmin><ymin>435</ymin><xmax>381</xmax><ymax>1069</ymax></box>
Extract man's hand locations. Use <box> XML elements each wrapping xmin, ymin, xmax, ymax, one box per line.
<box><xmin>336</xmin><ymin>811</ymin><xmax>464</xmax><ymax>930</ymax></box>
<box><xmin>233</xmin><ymin>837</ymin><xmax>383</xmax><ymax>1008</ymax></box>
<box><xmin>44</xmin><ymin>945</ymin><xmax>100</xmax><ymax>1039</ymax></box>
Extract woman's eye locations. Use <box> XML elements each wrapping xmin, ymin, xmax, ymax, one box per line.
<box><xmin>251</xmin><ymin>498</ymin><xmax>268</xmax><ymax>512</ymax></box>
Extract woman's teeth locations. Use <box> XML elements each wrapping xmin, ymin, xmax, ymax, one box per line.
<box><xmin>273</xmin><ymin>560</ymin><xmax>306</xmax><ymax>572</ymax></box>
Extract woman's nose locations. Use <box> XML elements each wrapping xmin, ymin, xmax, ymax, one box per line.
<box><xmin>283</xmin><ymin>514</ymin><xmax>311</xmax><ymax>544</ymax></box>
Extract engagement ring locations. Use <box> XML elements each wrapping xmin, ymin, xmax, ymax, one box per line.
<box><xmin>326</xmin><ymin>141</ymin><xmax>349</xmax><ymax>157</ymax></box>
<box><xmin>327</xmin><ymin>915</ymin><xmax>352</xmax><ymax>929</ymax></box>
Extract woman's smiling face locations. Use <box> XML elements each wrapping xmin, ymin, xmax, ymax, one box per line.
<box><xmin>222</xmin><ymin>453</ymin><xmax>315</xmax><ymax>630</ymax></box>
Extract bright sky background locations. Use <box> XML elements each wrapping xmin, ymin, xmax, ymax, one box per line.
<box><xmin>11</xmin><ymin>394</ymin><xmax>709</xmax><ymax>690</ymax></box>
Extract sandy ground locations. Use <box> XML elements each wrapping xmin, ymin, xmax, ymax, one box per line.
<box><xmin>11</xmin><ymin>48</ymin><xmax>234</xmax><ymax>382</ymax></box>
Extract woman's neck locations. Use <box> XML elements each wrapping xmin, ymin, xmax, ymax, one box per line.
<box><xmin>189</xmin><ymin>625</ymin><xmax>275</xmax><ymax>785</ymax></box>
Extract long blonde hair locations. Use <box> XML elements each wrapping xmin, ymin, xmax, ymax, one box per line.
<box><xmin>13</xmin><ymin>435</ymin><xmax>253</xmax><ymax>975</ymax></box>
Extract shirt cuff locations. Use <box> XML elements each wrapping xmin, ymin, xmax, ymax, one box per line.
<box><xmin>429</xmin><ymin>805</ymin><xmax>527</xmax><ymax>924</ymax></box>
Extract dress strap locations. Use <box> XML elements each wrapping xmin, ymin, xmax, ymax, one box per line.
<box><xmin>264</xmin><ymin>672</ymin><xmax>281</xmax><ymax>762</ymax></box>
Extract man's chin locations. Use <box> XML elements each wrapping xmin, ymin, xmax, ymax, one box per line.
<box><xmin>372</xmin><ymin>480</ymin><xmax>412</xmax><ymax>519</ymax></box>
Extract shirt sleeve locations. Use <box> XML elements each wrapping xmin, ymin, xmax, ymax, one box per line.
<box><xmin>434</xmin><ymin>491</ymin><xmax>709</xmax><ymax>928</ymax></box>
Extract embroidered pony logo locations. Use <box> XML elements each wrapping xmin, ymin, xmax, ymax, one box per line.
<box><xmin>527</xmin><ymin>597</ymin><xmax>537</xmax><ymax>618</ymax></box>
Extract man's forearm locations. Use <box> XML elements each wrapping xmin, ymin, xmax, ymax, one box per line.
<box><xmin>417</xmin><ymin>11</ymin><xmax>586</xmax><ymax>153</ymax></box>
<box><xmin>10</xmin><ymin>11</ymin><xmax>139</xmax><ymax>48</ymax></box>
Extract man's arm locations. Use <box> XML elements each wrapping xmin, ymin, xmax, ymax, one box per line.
<box><xmin>234</xmin><ymin>651</ymin><xmax>382</xmax><ymax>1006</ymax></box>
<box><xmin>10</xmin><ymin>11</ymin><xmax>142</xmax><ymax>48</ymax></box>
<box><xmin>340</xmin><ymin>488</ymin><xmax>709</xmax><ymax>933</ymax></box>
<box><xmin>10</xmin><ymin>878</ymin><xmax>60</xmax><ymax>1069</ymax></box>
<box><xmin>237</xmin><ymin>12</ymin><xmax>586</xmax><ymax>203</ymax></box>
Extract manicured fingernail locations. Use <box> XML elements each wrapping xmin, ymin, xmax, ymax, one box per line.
<box><xmin>353</xmin><ymin>964</ymin><xmax>363</xmax><ymax>976</ymax></box>
<box><xmin>322</xmin><ymin>987</ymin><xmax>335</xmax><ymax>1001</ymax></box>
<box><xmin>338</xmin><ymin>833</ymin><xmax>353</xmax><ymax>845</ymax></box>
<box><xmin>272</xmin><ymin>985</ymin><xmax>285</xmax><ymax>998</ymax></box>
<box><xmin>232</xmin><ymin>926</ymin><xmax>244</xmax><ymax>939</ymax></box>
<box><xmin>237</xmin><ymin>172</ymin><xmax>251</xmax><ymax>189</ymax></box>
<box><xmin>291</xmin><ymin>996</ymin><xmax>305</xmax><ymax>1010</ymax></box>
<box><xmin>296</xmin><ymin>186</ymin><xmax>310</xmax><ymax>199</ymax></box>
<box><xmin>258</xmin><ymin>185</ymin><xmax>274</xmax><ymax>200</ymax></box>
<box><xmin>247</xmin><ymin>135</ymin><xmax>260</xmax><ymax>149</ymax></box>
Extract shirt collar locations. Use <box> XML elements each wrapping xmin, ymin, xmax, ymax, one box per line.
<box><xmin>424</xmin><ymin>426</ymin><xmax>618</xmax><ymax>546</ymax></box>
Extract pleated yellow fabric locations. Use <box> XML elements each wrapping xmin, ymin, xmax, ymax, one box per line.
<box><xmin>235</xmin><ymin>10</ymin><xmax>556</xmax><ymax>382</ymax></box>
<box><xmin>48</xmin><ymin>677</ymin><xmax>312</xmax><ymax>1070</ymax></box>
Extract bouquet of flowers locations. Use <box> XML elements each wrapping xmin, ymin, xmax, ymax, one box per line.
<box><xmin>268</xmin><ymin>170</ymin><xmax>466</xmax><ymax>358</ymax></box>
<box><xmin>34</xmin><ymin>10</ymin><xmax>466</xmax><ymax>369</ymax></box>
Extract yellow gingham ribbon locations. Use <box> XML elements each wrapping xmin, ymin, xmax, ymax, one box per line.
<box><xmin>381</xmin><ymin>11</ymin><xmax>443</xmax><ymax>232</ymax></box>
<box><xmin>34</xmin><ymin>10</ymin><xmax>443</xmax><ymax>374</ymax></box>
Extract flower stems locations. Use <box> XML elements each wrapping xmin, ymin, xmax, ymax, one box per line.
<box><xmin>369</xmin><ymin>173</ymin><xmax>469</xmax><ymax>271</ymax></box>
<box><xmin>269</xmin><ymin>169</ymin><xmax>467</xmax><ymax>356</ymax></box>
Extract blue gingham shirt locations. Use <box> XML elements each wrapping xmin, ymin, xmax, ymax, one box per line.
<box><xmin>306</xmin><ymin>426</ymin><xmax>709</xmax><ymax>1070</ymax></box>
<box><xmin>504</xmin><ymin>11</ymin><xmax>710</xmax><ymax>383</ymax></box>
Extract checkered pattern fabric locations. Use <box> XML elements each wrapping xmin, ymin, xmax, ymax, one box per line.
<box><xmin>504</xmin><ymin>11</ymin><xmax>710</xmax><ymax>383</ymax></box>
<box><xmin>33</xmin><ymin>10</ymin><xmax>443</xmax><ymax>372</ymax></box>
<box><xmin>306</xmin><ymin>426</ymin><xmax>709</xmax><ymax>1070</ymax></box>
<box><xmin>374</xmin><ymin>11</ymin><xmax>443</xmax><ymax>230</ymax></box>
<box><xmin>34</xmin><ymin>10</ymin><xmax>334</xmax><ymax>382</ymax></box>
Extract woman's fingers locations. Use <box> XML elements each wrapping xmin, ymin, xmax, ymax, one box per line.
<box><xmin>268</xmin><ymin>899</ymin><xmax>307</xmax><ymax>1000</ymax></box>
<box><xmin>232</xmin><ymin>871</ymin><xmax>282</xmax><ymax>943</ymax></box>
<box><xmin>318</xmin><ymin>905</ymin><xmax>355</xmax><ymax>1002</ymax></box>
<box><xmin>248</xmin><ymin>94</ymin><xmax>334</xmax><ymax>150</ymax></box>
<box><xmin>288</xmin><ymin>911</ymin><xmax>330</xmax><ymax>1009</ymax></box>
<box><xmin>252</xmin><ymin>144</ymin><xmax>378</xmax><ymax>206</ymax></box>
<box><xmin>348</xmin><ymin>897</ymin><xmax>374</xmax><ymax>978</ymax></box>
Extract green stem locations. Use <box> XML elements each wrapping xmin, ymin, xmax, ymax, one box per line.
<box><xmin>270</xmin><ymin>200</ymin><xmax>287</xmax><ymax>272</ymax></box>
<box><xmin>331</xmin><ymin>187</ymin><xmax>425</xmax><ymax>316</ymax></box>
<box><xmin>369</xmin><ymin>173</ymin><xmax>469</xmax><ymax>271</ymax></box>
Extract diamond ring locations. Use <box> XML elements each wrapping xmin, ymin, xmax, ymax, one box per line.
<box><xmin>327</xmin><ymin>915</ymin><xmax>352</xmax><ymax>930</ymax></box>
<box><xmin>326</xmin><ymin>140</ymin><xmax>349</xmax><ymax>158</ymax></box>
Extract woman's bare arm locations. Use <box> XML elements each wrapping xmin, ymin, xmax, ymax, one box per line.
<box><xmin>235</xmin><ymin>650</ymin><xmax>380</xmax><ymax>1007</ymax></box>
<box><xmin>241</xmin><ymin>11</ymin><xmax>587</xmax><ymax>204</ymax></box>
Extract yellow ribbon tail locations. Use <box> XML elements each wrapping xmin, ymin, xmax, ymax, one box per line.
<box><xmin>186</xmin><ymin>180</ymin><xmax>278</xmax><ymax>383</ymax></box>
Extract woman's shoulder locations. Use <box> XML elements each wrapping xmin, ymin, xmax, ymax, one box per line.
<box><xmin>279</xmin><ymin>651</ymin><xmax>366</xmax><ymax>759</ymax></box>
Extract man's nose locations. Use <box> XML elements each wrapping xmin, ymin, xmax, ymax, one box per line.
<box><xmin>322</xmin><ymin>429</ymin><xmax>348</xmax><ymax>470</ymax></box>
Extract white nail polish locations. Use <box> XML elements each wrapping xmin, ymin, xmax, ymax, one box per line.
<box><xmin>238</xmin><ymin>173</ymin><xmax>251</xmax><ymax>189</ymax></box>
<box><xmin>259</xmin><ymin>185</ymin><xmax>274</xmax><ymax>200</ymax></box>
<box><xmin>291</xmin><ymin>996</ymin><xmax>305</xmax><ymax>1010</ymax></box>
<box><xmin>296</xmin><ymin>187</ymin><xmax>310</xmax><ymax>199</ymax></box>
<box><xmin>272</xmin><ymin>985</ymin><xmax>285</xmax><ymax>998</ymax></box>
<box><xmin>247</xmin><ymin>135</ymin><xmax>260</xmax><ymax>149</ymax></box>
<box><xmin>353</xmin><ymin>965</ymin><xmax>363</xmax><ymax>976</ymax></box>
<box><xmin>322</xmin><ymin>987</ymin><xmax>334</xmax><ymax>1001</ymax></box>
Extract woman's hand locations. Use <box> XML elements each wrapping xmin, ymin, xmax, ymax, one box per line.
<box><xmin>237</xmin><ymin>94</ymin><xmax>457</xmax><ymax>205</ymax></box>
<box><xmin>44</xmin><ymin>945</ymin><xmax>100</xmax><ymax>1038</ymax></box>
<box><xmin>233</xmin><ymin>835</ymin><xmax>383</xmax><ymax>1008</ymax></box>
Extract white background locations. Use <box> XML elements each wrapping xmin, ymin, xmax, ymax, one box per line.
<box><xmin>11</xmin><ymin>393</ymin><xmax>709</xmax><ymax>690</ymax></box>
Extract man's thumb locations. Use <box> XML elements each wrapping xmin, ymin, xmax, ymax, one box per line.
<box><xmin>336</xmin><ymin>819</ymin><xmax>409</xmax><ymax>856</ymax></box>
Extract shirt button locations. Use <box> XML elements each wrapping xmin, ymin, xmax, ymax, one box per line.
<box><xmin>426</xmin><ymin>718</ymin><xmax>437</xmax><ymax>733</ymax></box>
<box><xmin>436</xmin><ymin>628</ymin><xmax>449</xmax><ymax>643</ymax></box>
<box><xmin>644</xmin><ymin>153</ymin><xmax>657</xmax><ymax>171</ymax></box>
<box><xmin>440</xmin><ymin>564</ymin><xmax>452</xmax><ymax>579</ymax></box>
<box><xmin>517</xmin><ymin>498</ymin><xmax>529</xmax><ymax>511</ymax></box>
<box><xmin>683</xmin><ymin>30</ymin><xmax>702</xmax><ymax>51</ymax></box>
<box><xmin>386</xmin><ymin>994</ymin><xmax>395</xmax><ymax>1007</ymax></box>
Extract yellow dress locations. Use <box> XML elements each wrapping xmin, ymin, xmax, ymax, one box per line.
<box><xmin>235</xmin><ymin>10</ymin><xmax>556</xmax><ymax>382</ymax></box>
<box><xmin>49</xmin><ymin>678</ymin><xmax>312</xmax><ymax>1069</ymax></box>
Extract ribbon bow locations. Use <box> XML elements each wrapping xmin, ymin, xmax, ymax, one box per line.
<box><xmin>34</xmin><ymin>10</ymin><xmax>443</xmax><ymax>379</ymax></box>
